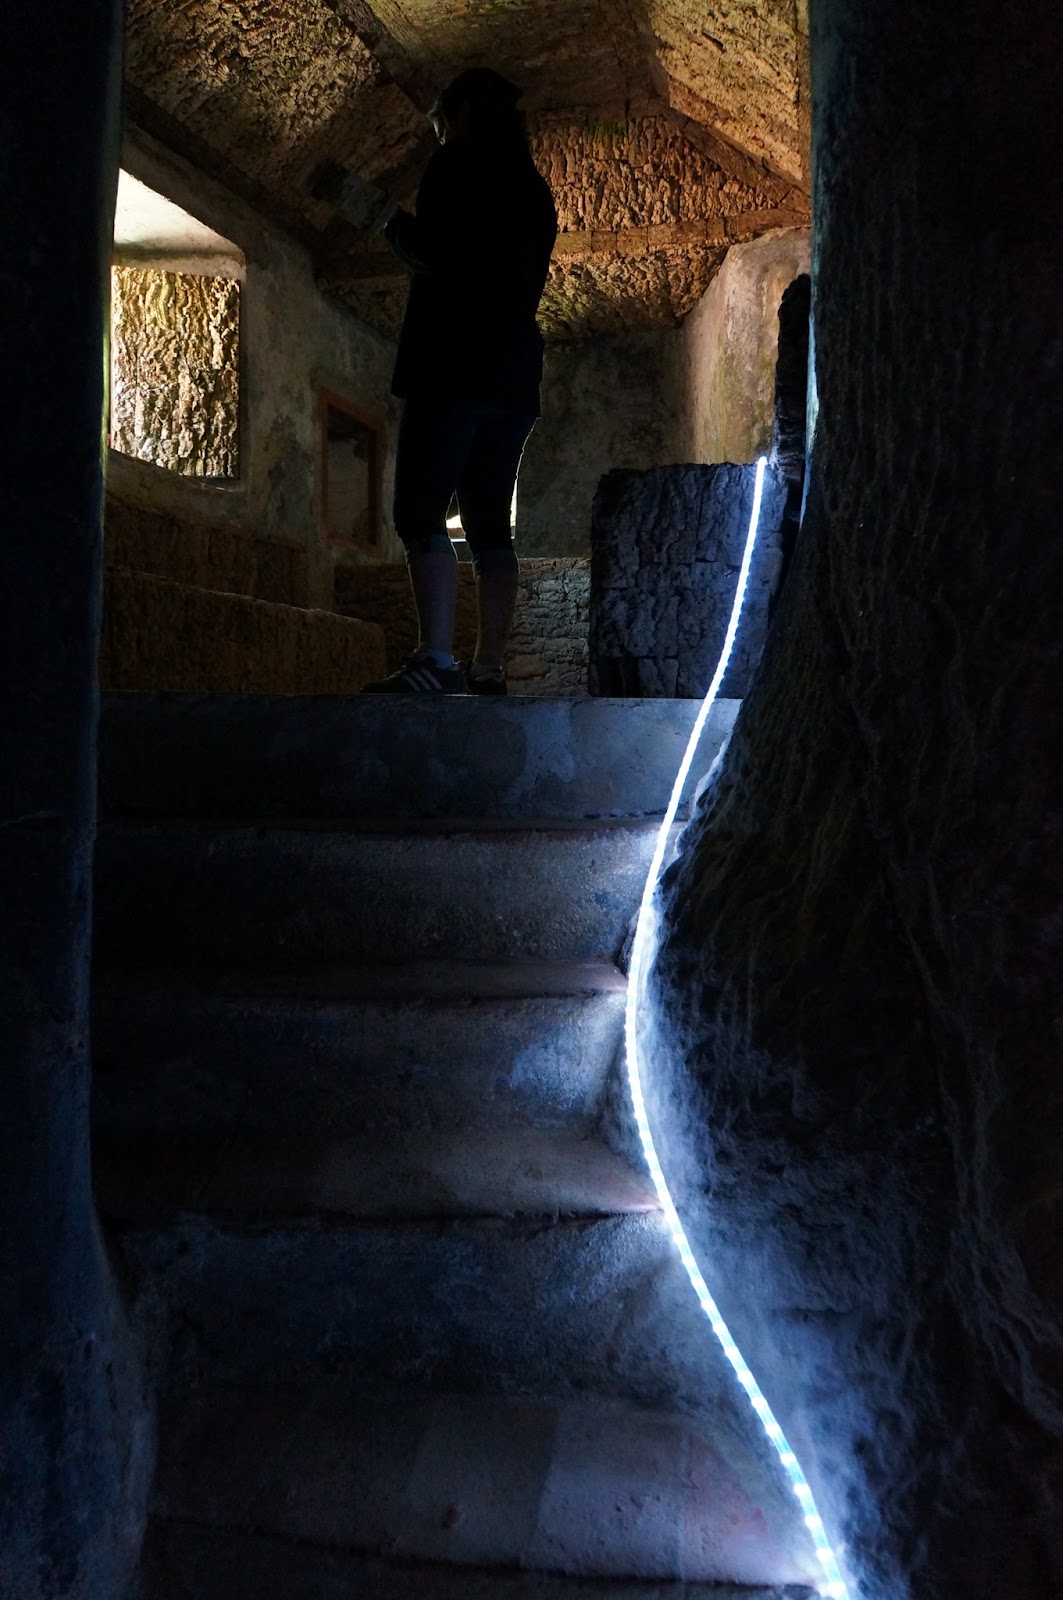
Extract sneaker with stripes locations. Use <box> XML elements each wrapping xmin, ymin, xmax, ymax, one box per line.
<box><xmin>361</xmin><ymin>647</ymin><xmax>467</xmax><ymax>695</ymax></box>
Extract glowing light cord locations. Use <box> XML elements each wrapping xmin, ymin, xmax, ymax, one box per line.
<box><xmin>624</xmin><ymin>457</ymin><xmax>850</xmax><ymax>1600</ymax></box>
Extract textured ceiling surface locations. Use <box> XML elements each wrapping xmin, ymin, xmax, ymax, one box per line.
<box><xmin>126</xmin><ymin>0</ymin><xmax>809</xmax><ymax>338</ymax></box>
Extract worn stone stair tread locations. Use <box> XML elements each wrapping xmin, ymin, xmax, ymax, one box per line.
<box><xmin>99</xmin><ymin>693</ymin><xmax>741</xmax><ymax>823</ymax></box>
<box><xmin>94</xmin><ymin>1125</ymin><xmax>658</xmax><ymax>1220</ymax></box>
<box><xmin>149</xmin><ymin>1385</ymin><xmax>818</xmax><ymax>1589</ymax></box>
<box><xmin>94</xmin><ymin>823</ymin><xmax>657</xmax><ymax>966</ymax></box>
<box><xmin>112</xmin><ymin>1213</ymin><xmax>781</xmax><ymax>1448</ymax></box>
<box><xmin>96</xmin><ymin>958</ymin><xmax>628</xmax><ymax>1004</ymax></box>
<box><xmin>93</xmin><ymin>973</ymin><xmax>627</xmax><ymax>1148</ymax></box>
<box><xmin>100</xmin><ymin>814</ymin><xmax>670</xmax><ymax>837</ymax></box>
<box><xmin>140</xmin><ymin>1520</ymin><xmax>818</xmax><ymax>1599</ymax></box>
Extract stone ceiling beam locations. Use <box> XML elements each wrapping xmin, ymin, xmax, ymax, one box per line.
<box><xmin>666</xmin><ymin>107</ymin><xmax>809</xmax><ymax>210</ymax></box>
<box><xmin>320</xmin><ymin>0</ymin><xmax>437</xmax><ymax>108</ymax></box>
<box><xmin>663</xmin><ymin>77</ymin><xmax>809</xmax><ymax>195</ymax></box>
<box><xmin>322</xmin><ymin>205</ymin><xmax>809</xmax><ymax>290</ymax></box>
<box><xmin>124</xmin><ymin>87</ymin><xmax>323</xmax><ymax>252</ymax></box>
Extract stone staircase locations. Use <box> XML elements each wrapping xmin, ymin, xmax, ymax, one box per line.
<box><xmin>92</xmin><ymin>693</ymin><xmax>820</xmax><ymax>1600</ymax></box>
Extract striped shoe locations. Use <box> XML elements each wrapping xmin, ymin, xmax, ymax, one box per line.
<box><xmin>360</xmin><ymin>648</ymin><xmax>467</xmax><ymax>695</ymax></box>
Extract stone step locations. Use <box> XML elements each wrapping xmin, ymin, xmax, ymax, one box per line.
<box><xmin>141</xmin><ymin>1521</ymin><xmax>816</xmax><ymax>1599</ymax></box>
<box><xmin>94</xmin><ymin>1127</ymin><xmax>654</xmax><ymax>1222</ymax></box>
<box><xmin>93</xmin><ymin>820</ymin><xmax>658</xmax><ymax>967</ymax></box>
<box><xmin>93</xmin><ymin>962</ymin><xmax>627</xmax><ymax>1138</ymax></box>
<box><xmin>93</xmin><ymin>962</ymin><xmax>643</xmax><ymax>1219</ymax></box>
<box><xmin>117</xmin><ymin>1213</ymin><xmax>760</xmax><ymax>1428</ymax></box>
<box><xmin>100</xmin><ymin>569</ymin><xmax>386</xmax><ymax>695</ymax></box>
<box><xmin>98</xmin><ymin>693</ymin><xmax>739</xmax><ymax>822</ymax></box>
<box><xmin>148</xmin><ymin>1386</ymin><xmax>817</xmax><ymax>1589</ymax></box>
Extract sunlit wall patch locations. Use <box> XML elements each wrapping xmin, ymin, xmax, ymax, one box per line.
<box><xmin>623</xmin><ymin>456</ymin><xmax>851</xmax><ymax>1600</ymax></box>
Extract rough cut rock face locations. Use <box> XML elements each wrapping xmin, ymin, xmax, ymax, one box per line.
<box><xmin>124</xmin><ymin>0</ymin><xmax>381</xmax><ymax>189</ymax></box>
<box><xmin>528</xmin><ymin>115</ymin><xmax>798</xmax><ymax>336</ymax></box>
<box><xmin>588</xmin><ymin>464</ymin><xmax>786</xmax><ymax>697</ymax></box>
<box><xmin>645</xmin><ymin>1</ymin><xmax>1063</xmax><ymax>1595</ymax></box>
<box><xmin>532</xmin><ymin>117</ymin><xmax>778</xmax><ymax>233</ymax></box>
<box><xmin>111</xmin><ymin>267</ymin><xmax>241</xmax><ymax>477</ymax></box>
<box><xmin>123</xmin><ymin>0</ymin><xmax>808</xmax><ymax>339</ymax></box>
<box><xmin>645</xmin><ymin>0</ymin><xmax>806</xmax><ymax>183</ymax></box>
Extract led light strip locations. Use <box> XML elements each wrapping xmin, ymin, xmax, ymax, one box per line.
<box><xmin>623</xmin><ymin>456</ymin><xmax>850</xmax><ymax>1600</ymax></box>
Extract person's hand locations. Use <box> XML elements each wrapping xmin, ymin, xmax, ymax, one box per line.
<box><xmin>308</xmin><ymin>161</ymin><xmax>397</xmax><ymax>232</ymax></box>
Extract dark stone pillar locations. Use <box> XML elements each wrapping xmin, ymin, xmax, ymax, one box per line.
<box><xmin>649</xmin><ymin>2</ymin><xmax>1063</xmax><ymax>1596</ymax></box>
<box><xmin>0</xmin><ymin>7</ymin><xmax>153</xmax><ymax>1597</ymax></box>
<box><xmin>588</xmin><ymin>464</ymin><xmax>787</xmax><ymax>697</ymax></box>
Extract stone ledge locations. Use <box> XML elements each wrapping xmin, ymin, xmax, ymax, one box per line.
<box><xmin>140</xmin><ymin>1520</ymin><xmax>818</xmax><ymax>1599</ymax></box>
<box><xmin>100</xmin><ymin>568</ymin><xmax>384</xmax><ymax>694</ymax></box>
<box><xmin>105</xmin><ymin>493</ymin><xmax>309</xmax><ymax>607</ymax></box>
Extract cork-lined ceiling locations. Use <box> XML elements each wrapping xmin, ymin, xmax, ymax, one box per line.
<box><xmin>125</xmin><ymin>0</ymin><xmax>810</xmax><ymax>339</ymax></box>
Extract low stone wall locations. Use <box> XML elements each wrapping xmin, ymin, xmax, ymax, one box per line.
<box><xmin>587</xmin><ymin>462</ymin><xmax>786</xmax><ymax>697</ymax></box>
<box><xmin>335</xmin><ymin>557</ymin><xmax>590</xmax><ymax>696</ymax></box>
<box><xmin>101</xmin><ymin>568</ymin><xmax>384</xmax><ymax>694</ymax></box>
<box><xmin>106</xmin><ymin>494</ymin><xmax>309</xmax><ymax>607</ymax></box>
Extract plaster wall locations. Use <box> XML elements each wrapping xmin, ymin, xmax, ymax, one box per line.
<box><xmin>681</xmin><ymin>229</ymin><xmax>810</xmax><ymax>465</ymax></box>
<box><xmin>520</xmin><ymin>234</ymin><xmax>808</xmax><ymax>562</ymax></box>
<box><xmin>111</xmin><ymin>126</ymin><xmax>402</xmax><ymax>609</ymax></box>
<box><xmin>519</xmin><ymin>331</ymin><xmax>688</xmax><ymax>558</ymax></box>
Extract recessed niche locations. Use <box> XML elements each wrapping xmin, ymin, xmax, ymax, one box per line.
<box><xmin>321</xmin><ymin>394</ymin><xmax>381</xmax><ymax>549</ymax></box>
<box><xmin>110</xmin><ymin>171</ymin><xmax>244</xmax><ymax>480</ymax></box>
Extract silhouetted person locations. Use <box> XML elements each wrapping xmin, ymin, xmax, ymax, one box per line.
<box><xmin>362</xmin><ymin>68</ymin><xmax>558</xmax><ymax>694</ymax></box>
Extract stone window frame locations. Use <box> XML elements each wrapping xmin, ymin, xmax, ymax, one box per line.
<box><xmin>318</xmin><ymin>389</ymin><xmax>384</xmax><ymax>553</ymax></box>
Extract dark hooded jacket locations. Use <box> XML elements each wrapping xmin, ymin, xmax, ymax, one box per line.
<box><xmin>386</xmin><ymin>133</ymin><xmax>557</xmax><ymax>413</ymax></box>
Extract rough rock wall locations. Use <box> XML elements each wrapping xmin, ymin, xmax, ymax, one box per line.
<box><xmin>533</xmin><ymin>116</ymin><xmax>774</xmax><ymax>234</ymax></box>
<box><xmin>588</xmin><ymin>464</ymin><xmax>786</xmax><ymax>697</ymax></box>
<box><xmin>0</xmin><ymin>4</ymin><xmax>153</xmax><ymax>1596</ymax></box>
<box><xmin>124</xmin><ymin>0</ymin><xmax>380</xmax><ymax>192</ymax></box>
<box><xmin>645</xmin><ymin>1</ymin><xmax>1063</xmax><ymax>1596</ymax></box>
<box><xmin>100</xmin><ymin>568</ymin><xmax>385</xmax><ymax>693</ymax></box>
<box><xmin>334</xmin><ymin>558</ymin><xmax>589</xmax><ymax>696</ymax></box>
<box><xmin>681</xmin><ymin>230</ymin><xmax>810</xmax><ymax>465</ymax></box>
<box><xmin>507</xmin><ymin>558</ymin><xmax>590</xmax><ymax>695</ymax></box>
<box><xmin>111</xmin><ymin>266</ymin><xmax>240</xmax><ymax>477</ymax></box>
<box><xmin>519</xmin><ymin>330</ymin><xmax>688</xmax><ymax>558</ymax></box>
<box><xmin>105</xmin><ymin>496</ymin><xmax>309</xmax><ymax>606</ymax></box>
<box><xmin>644</xmin><ymin>0</ymin><xmax>806</xmax><ymax>184</ymax></box>
<box><xmin>532</xmin><ymin>115</ymin><xmax>799</xmax><ymax>339</ymax></box>
<box><xmin>115</xmin><ymin>127</ymin><xmax>401</xmax><ymax>609</ymax></box>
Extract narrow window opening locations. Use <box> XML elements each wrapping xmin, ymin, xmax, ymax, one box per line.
<box><xmin>110</xmin><ymin>171</ymin><xmax>244</xmax><ymax>479</ymax></box>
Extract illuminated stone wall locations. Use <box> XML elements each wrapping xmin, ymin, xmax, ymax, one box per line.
<box><xmin>111</xmin><ymin>266</ymin><xmax>240</xmax><ymax>478</ymax></box>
